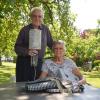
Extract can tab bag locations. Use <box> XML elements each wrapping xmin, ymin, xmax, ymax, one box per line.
<box><xmin>25</xmin><ymin>77</ymin><xmax>84</xmax><ymax>93</ymax></box>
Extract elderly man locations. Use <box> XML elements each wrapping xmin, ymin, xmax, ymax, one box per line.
<box><xmin>40</xmin><ymin>40</ymin><xmax>86</xmax><ymax>85</ymax></box>
<box><xmin>15</xmin><ymin>7</ymin><xmax>53</xmax><ymax>82</ymax></box>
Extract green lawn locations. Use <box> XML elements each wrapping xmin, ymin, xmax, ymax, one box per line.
<box><xmin>0</xmin><ymin>62</ymin><xmax>15</xmax><ymax>84</ymax></box>
<box><xmin>81</xmin><ymin>70</ymin><xmax>100</xmax><ymax>88</ymax></box>
<box><xmin>0</xmin><ymin>62</ymin><xmax>100</xmax><ymax>88</ymax></box>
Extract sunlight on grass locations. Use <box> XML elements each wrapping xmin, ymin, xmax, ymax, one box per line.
<box><xmin>0</xmin><ymin>62</ymin><xmax>15</xmax><ymax>84</ymax></box>
<box><xmin>2</xmin><ymin>62</ymin><xmax>16</xmax><ymax>67</ymax></box>
<box><xmin>86</xmin><ymin>78</ymin><xmax>100</xmax><ymax>88</ymax></box>
<box><xmin>81</xmin><ymin>70</ymin><xmax>100</xmax><ymax>88</ymax></box>
<box><xmin>0</xmin><ymin>62</ymin><xmax>100</xmax><ymax>88</ymax></box>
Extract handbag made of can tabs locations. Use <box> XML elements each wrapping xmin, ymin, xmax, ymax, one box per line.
<box><xmin>25</xmin><ymin>77</ymin><xmax>84</xmax><ymax>94</ymax></box>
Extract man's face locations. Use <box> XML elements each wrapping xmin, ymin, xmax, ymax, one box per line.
<box><xmin>31</xmin><ymin>10</ymin><xmax>43</xmax><ymax>27</ymax></box>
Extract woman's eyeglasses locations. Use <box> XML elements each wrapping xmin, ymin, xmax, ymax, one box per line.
<box><xmin>54</xmin><ymin>47</ymin><xmax>64</xmax><ymax>50</ymax></box>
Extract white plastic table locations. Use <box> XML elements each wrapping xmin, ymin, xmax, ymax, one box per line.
<box><xmin>0</xmin><ymin>83</ymin><xmax>100</xmax><ymax>100</ymax></box>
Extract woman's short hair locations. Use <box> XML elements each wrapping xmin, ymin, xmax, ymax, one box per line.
<box><xmin>52</xmin><ymin>40</ymin><xmax>66</xmax><ymax>51</ymax></box>
<box><xmin>29</xmin><ymin>7</ymin><xmax>44</xmax><ymax>18</ymax></box>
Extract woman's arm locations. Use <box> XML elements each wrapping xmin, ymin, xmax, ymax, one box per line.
<box><xmin>72</xmin><ymin>68</ymin><xmax>86</xmax><ymax>85</ymax></box>
<box><xmin>39</xmin><ymin>71</ymin><xmax>48</xmax><ymax>78</ymax></box>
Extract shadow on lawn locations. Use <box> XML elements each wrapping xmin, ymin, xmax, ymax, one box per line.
<box><xmin>0</xmin><ymin>64</ymin><xmax>14</xmax><ymax>84</ymax></box>
<box><xmin>0</xmin><ymin>71</ymin><xmax>11</xmax><ymax>84</ymax></box>
<box><xmin>0</xmin><ymin>64</ymin><xmax>15</xmax><ymax>68</ymax></box>
<box><xmin>0</xmin><ymin>65</ymin><xmax>8</xmax><ymax>68</ymax></box>
<box><xmin>87</xmin><ymin>74</ymin><xmax>100</xmax><ymax>78</ymax></box>
<box><xmin>83</xmin><ymin>71</ymin><xmax>100</xmax><ymax>78</ymax></box>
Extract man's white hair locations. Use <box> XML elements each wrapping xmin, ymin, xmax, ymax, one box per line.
<box><xmin>30</xmin><ymin>7</ymin><xmax>44</xmax><ymax>18</ymax></box>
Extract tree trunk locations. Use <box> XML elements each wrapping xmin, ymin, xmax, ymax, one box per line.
<box><xmin>0</xmin><ymin>56</ymin><xmax>2</xmax><ymax>66</ymax></box>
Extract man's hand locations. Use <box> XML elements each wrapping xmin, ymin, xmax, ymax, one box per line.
<box><xmin>28</xmin><ymin>49</ymin><xmax>38</xmax><ymax>56</ymax></box>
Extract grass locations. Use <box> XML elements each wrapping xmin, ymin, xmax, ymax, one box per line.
<box><xmin>81</xmin><ymin>70</ymin><xmax>100</xmax><ymax>88</ymax></box>
<box><xmin>0</xmin><ymin>62</ymin><xmax>15</xmax><ymax>84</ymax></box>
<box><xmin>0</xmin><ymin>62</ymin><xmax>100</xmax><ymax>88</ymax></box>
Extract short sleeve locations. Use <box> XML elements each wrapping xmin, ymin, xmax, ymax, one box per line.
<box><xmin>65</xmin><ymin>58</ymin><xmax>77</xmax><ymax>69</ymax></box>
<box><xmin>69</xmin><ymin>59</ymin><xmax>77</xmax><ymax>69</ymax></box>
<box><xmin>41</xmin><ymin>61</ymin><xmax>49</xmax><ymax>73</ymax></box>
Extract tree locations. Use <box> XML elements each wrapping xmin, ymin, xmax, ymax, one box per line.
<box><xmin>0</xmin><ymin>0</ymin><xmax>30</xmax><ymax>65</ymax></box>
<box><xmin>0</xmin><ymin>0</ymin><xmax>76</xmax><ymax>65</ymax></box>
<box><xmin>96</xmin><ymin>19</ymin><xmax>100</xmax><ymax>36</ymax></box>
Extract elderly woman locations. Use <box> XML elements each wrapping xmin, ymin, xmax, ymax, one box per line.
<box><xmin>40</xmin><ymin>40</ymin><xmax>86</xmax><ymax>85</ymax></box>
<box><xmin>15</xmin><ymin>7</ymin><xmax>53</xmax><ymax>82</ymax></box>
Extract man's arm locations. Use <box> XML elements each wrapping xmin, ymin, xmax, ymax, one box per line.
<box><xmin>46</xmin><ymin>27</ymin><xmax>53</xmax><ymax>49</ymax></box>
<box><xmin>14</xmin><ymin>28</ymin><xmax>29</xmax><ymax>56</ymax></box>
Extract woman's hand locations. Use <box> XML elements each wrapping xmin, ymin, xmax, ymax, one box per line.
<box><xmin>28</xmin><ymin>49</ymin><xmax>38</xmax><ymax>56</ymax></box>
<box><xmin>72</xmin><ymin>68</ymin><xmax>86</xmax><ymax>85</ymax></box>
<box><xmin>78</xmin><ymin>78</ymin><xmax>86</xmax><ymax>85</ymax></box>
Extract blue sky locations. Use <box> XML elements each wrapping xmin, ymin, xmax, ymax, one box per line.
<box><xmin>70</xmin><ymin>0</ymin><xmax>100</xmax><ymax>30</ymax></box>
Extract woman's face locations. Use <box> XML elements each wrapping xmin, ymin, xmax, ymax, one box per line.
<box><xmin>53</xmin><ymin>44</ymin><xmax>65</xmax><ymax>58</ymax></box>
<box><xmin>31</xmin><ymin>10</ymin><xmax>43</xmax><ymax>27</ymax></box>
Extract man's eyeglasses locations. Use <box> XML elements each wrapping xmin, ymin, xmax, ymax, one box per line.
<box><xmin>32</xmin><ymin>15</ymin><xmax>42</xmax><ymax>18</ymax></box>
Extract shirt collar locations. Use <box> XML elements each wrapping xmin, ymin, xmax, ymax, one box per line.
<box><xmin>29</xmin><ymin>23</ymin><xmax>43</xmax><ymax>30</ymax></box>
<box><xmin>50</xmin><ymin>59</ymin><xmax>66</xmax><ymax>67</ymax></box>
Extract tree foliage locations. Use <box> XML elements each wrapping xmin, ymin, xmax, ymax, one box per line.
<box><xmin>0</xmin><ymin>0</ymin><xmax>99</xmax><ymax>69</ymax></box>
<box><xmin>0</xmin><ymin>0</ymin><xmax>75</xmax><ymax>57</ymax></box>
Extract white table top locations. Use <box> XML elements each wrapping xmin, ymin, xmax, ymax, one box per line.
<box><xmin>0</xmin><ymin>83</ymin><xmax>100</xmax><ymax>100</ymax></box>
